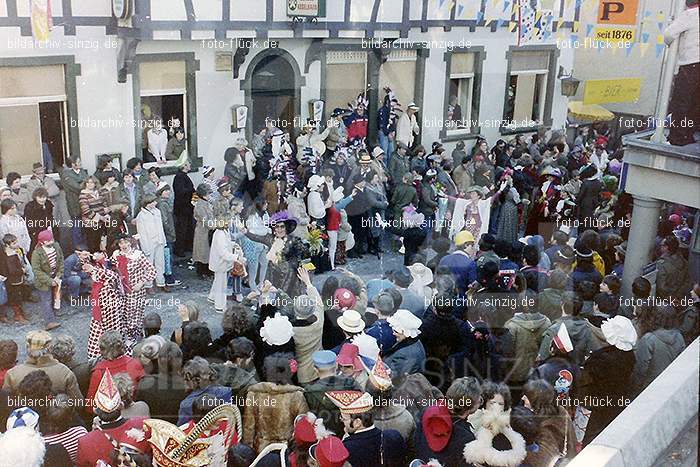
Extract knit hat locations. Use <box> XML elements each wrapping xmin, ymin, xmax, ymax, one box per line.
<box><xmin>36</xmin><ymin>229</ymin><xmax>53</xmax><ymax>245</ymax></box>
<box><xmin>372</xmin><ymin>291</ymin><xmax>395</xmax><ymax>315</ymax></box>
<box><xmin>202</xmin><ymin>165</ymin><xmax>215</xmax><ymax>177</ymax></box>
<box><xmin>26</xmin><ymin>330</ymin><xmax>52</xmax><ymax>351</ymax></box>
<box><xmin>156</xmin><ymin>182</ymin><xmax>171</xmax><ymax>196</ymax></box>
<box><xmin>333</xmin><ymin>288</ymin><xmax>357</xmax><ymax>310</ymax></box>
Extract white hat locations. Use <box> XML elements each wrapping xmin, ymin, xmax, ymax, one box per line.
<box><xmin>235</xmin><ymin>136</ymin><xmax>249</xmax><ymax>147</ymax></box>
<box><xmin>260</xmin><ymin>312</ymin><xmax>294</xmax><ymax>346</ymax></box>
<box><xmin>6</xmin><ymin>407</ymin><xmax>39</xmax><ymax>431</ymax></box>
<box><xmin>601</xmin><ymin>315</ymin><xmax>637</xmax><ymax>351</ymax></box>
<box><xmin>372</xmin><ymin>146</ymin><xmax>385</xmax><ymax>158</ymax></box>
<box><xmin>307</xmin><ymin>174</ymin><xmax>324</xmax><ymax>190</ymax></box>
<box><xmin>332</xmin><ymin>186</ymin><xmax>345</xmax><ymax>203</ymax></box>
<box><xmin>202</xmin><ymin>165</ymin><xmax>215</xmax><ymax>177</ymax></box>
<box><xmin>407</xmin><ymin>102</ymin><xmax>420</xmax><ymax>110</ymax></box>
<box><xmin>337</xmin><ymin>309</ymin><xmax>365</xmax><ymax>334</ymax></box>
<box><xmin>387</xmin><ymin>309</ymin><xmax>422</xmax><ymax>338</ymax></box>
<box><xmin>407</xmin><ymin>263</ymin><xmax>434</xmax><ymax>288</ymax></box>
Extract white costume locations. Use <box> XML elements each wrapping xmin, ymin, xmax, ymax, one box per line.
<box><xmin>135</xmin><ymin>206</ymin><xmax>166</xmax><ymax>287</ymax></box>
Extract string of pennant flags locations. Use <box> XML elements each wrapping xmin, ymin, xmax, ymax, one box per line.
<box><xmin>431</xmin><ymin>0</ymin><xmax>670</xmax><ymax>58</ymax></box>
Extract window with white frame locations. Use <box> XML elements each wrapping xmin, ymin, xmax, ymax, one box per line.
<box><xmin>0</xmin><ymin>64</ymin><xmax>69</xmax><ymax>177</ymax></box>
<box><xmin>445</xmin><ymin>52</ymin><xmax>477</xmax><ymax>134</ymax></box>
<box><xmin>139</xmin><ymin>60</ymin><xmax>186</xmax><ymax>166</ymax></box>
<box><xmin>503</xmin><ymin>51</ymin><xmax>550</xmax><ymax>129</ymax></box>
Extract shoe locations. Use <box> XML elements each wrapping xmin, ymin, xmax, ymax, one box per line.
<box><xmin>235</xmin><ymin>294</ymin><xmax>243</xmax><ymax>302</ymax></box>
<box><xmin>207</xmin><ymin>297</ymin><xmax>215</xmax><ymax>304</ymax></box>
<box><xmin>174</xmin><ymin>251</ymin><xmax>186</xmax><ymax>258</ymax></box>
<box><xmin>12</xmin><ymin>307</ymin><xmax>29</xmax><ymax>324</ymax></box>
<box><xmin>165</xmin><ymin>279</ymin><xmax>182</xmax><ymax>286</ymax></box>
<box><xmin>214</xmin><ymin>308</ymin><xmax>225</xmax><ymax>314</ymax></box>
<box><xmin>45</xmin><ymin>322</ymin><xmax>61</xmax><ymax>331</ymax></box>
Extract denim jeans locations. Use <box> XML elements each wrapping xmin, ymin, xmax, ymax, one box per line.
<box><xmin>378</xmin><ymin>132</ymin><xmax>395</xmax><ymax>165</ymax></box>
<box><xmin>37</xmin><ymin>288</ymin><xmax>56</xmax><ymax>325</ymax></box>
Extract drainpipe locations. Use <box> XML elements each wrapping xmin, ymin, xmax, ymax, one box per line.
<box><xmin>650</xmin><ymin>0</ymin><xmax>686</xmax><ymax>143</ymax></box>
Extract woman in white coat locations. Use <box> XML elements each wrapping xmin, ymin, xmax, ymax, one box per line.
<box><xmin>208</xmin><ymin>218</ymin><xmax>238</xmax><ymax>312</ymax></box>
<box><xmin>135</xmin><ymin>194</ymin><xmax>167</xmax><ymax>290</ymax></box>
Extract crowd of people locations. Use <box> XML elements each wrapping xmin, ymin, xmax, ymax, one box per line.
<box><xmin>0</xmin><ymin>88</ymin><xmax>698</xmax><ymax>467</ymax></box>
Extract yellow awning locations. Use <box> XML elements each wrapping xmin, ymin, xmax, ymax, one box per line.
<box><xmin>567</xmin><ymin>101</ymin><xmax>615</xmax><ymax>122</ymax></box>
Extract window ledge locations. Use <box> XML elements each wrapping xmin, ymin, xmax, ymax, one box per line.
<box><xmin>440</xmin><ymin>129</ymin><xmax>483</xmax><ymax>142</ymax></box>
<box><xmin>499</xmin><ymin>125</ymin><xmax>543</xmax><ymax>136</ymax></box>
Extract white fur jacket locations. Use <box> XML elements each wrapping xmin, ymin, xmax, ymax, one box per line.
<box><xmin>463</xmin><ymin>408</ymin><xmax>526</xmax><ymax>467</ymax></box>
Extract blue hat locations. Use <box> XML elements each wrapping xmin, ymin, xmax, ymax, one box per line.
<box><xmin>6</xmin><ymin>407</ymin><xmax>39</xmax><ymax>431</ymax></box>
<box><xmin>312</xmin><ymin>350</ymin><xmax>337</xmax><ymax>368</ymax></box>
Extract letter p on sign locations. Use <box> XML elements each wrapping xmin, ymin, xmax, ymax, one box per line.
<box><xmin>598</xmin><ymin>0</ymin><xmax>639</xmax><ymax>25</ymax></box>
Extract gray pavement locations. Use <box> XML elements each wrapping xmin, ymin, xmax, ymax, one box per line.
<box><xmin>1</xmin><ymin>250</ymin><xmax>404</xmax><ymax>361</ymax></box>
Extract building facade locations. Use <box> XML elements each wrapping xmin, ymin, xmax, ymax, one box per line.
<box><xmin>0</xmin><ymin>0</ymin><xmax>580</xmax><ymax>177</ymax></box>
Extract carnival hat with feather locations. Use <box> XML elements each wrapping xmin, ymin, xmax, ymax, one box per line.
<box><xmin>269</xmin><ymin>210</ymin><xmax>298</xmax><ymax>234</ymax></box>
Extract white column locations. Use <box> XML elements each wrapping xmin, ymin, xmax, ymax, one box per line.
<box><xmin>622</xmin><ymin>196</ymin><xmax>662</xmax><ymax>296</ymax></box>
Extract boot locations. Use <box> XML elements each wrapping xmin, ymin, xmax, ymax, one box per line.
<box><xmin>12</xmin><ymin>306</ymin><xmax>29</xmax><ymax>324</ymax></box>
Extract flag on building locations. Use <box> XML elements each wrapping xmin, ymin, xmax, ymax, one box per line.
<box><xmin>31</xmin><ymin>0</ymin><xmax>52</xmax><ymax>41</ymax></box>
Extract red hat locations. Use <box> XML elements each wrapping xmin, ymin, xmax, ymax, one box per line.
<box><xmin>336</xmin><ymin>343</ymin><xmax>363</xmax><ymax>371</ymax></box>
<box><xmin>334</xmin><ymin>288</ymin><xmax>356</xmax><ymax>310</ymax></box>
<box><xmin>37</xmin><ymin>229</ymin><xmax>54</xmax><ymax>244</ymax></box>
<box><xmin>422</xmin><ymin>404</ymin><xmax>453</xmax><ymax>452</ymax></box>
<box><xmin>294</xmin><ymin>414</ymin><xmax>318</xmax><ymax>447</ymax></box>
<box><xmin>311</xmin><ymin>436</ymin><xmax>349</xmax><ymax>467</ymax></box>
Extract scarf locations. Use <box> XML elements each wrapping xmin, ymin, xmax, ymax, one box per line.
<box><xmin>115</xmin><ymin>253</ymin><xmax>132</xmax><ymax>294</ymax></box>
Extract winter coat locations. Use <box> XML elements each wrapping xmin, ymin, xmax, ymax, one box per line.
<box><xmin>664</xmin><ymin>5</ymin><xmax>699</xmax><ymax>66</ymax></box>
<box><xmin>0</xmin><ymin>214</ymin><xmax>31</xmax><ymax>253</ymax></box>
<box><xmin>679</xmin><ymin>302</ymin><xmax>699</xmax><ymax>345</ymax></box>
<box><xmin>538</xmin><ymin>316</ymin><xmax>594</xmax><ymax>366</ymax></box>
<box><xmin>383</xmin><ymin>337</ymin><xmax>427</xmax><ymax>378</ymax></box>
<box><xmin>211</xmin><ymin>364</ymin><xmax>259</xmax><ymax>399</ymax></box>
<box><xmin>396</xmin><ymin>112</ymin><xmax>419</xmax><ymax>147</ymax></box>
<box><xmin>452</xmin><ymin>164</ymin><xmax>473</xmax><ymax>194</ymax></box>
<box><xmin>291</xmin><ymin>284</ymin><xmax>325</xmax><ymax>384</ymax></box>
<box><xmin>504</xmin><ymin>313</ymin><xmax>552</xmax><ymax>382</ymax></box>
<box><xmin>520</xmin><ymin>406</ymin><xmax>576</xmax><ymax>466</ymax></box>
<box><xmin>192</xmin><ymin>198</ymin><xmax>214</xmax><ymax>264</ymax></box>
<box><xmin>209</xmin><ymin>228</ymin><xmax>236</xmax><ymax>273</ymax></box>
<box><xmin>3</xmin><ymin>355</ymin><xmax>83</xmax><ymax>401</ymax></box>
<box><xmin>30</xmin><ymin>243</ymin><xmax>64</xmax><ymax>292</ymax></box>
<box><xmin>391</xmin><ymin>182</ymin><xmax>418</xmax><ymax>219</ymax></box>
<box><xmin>242</xmin><ymin>382</ymin><xmax>309</xmax><ymax>451</ymax></box>
<box><xmin>580</xmin><ymin>345</ymin><xmax>636</xmax><ymax>445</ymax></box>
<box><xmin>60</xmin><ymin>167</ymin><xmax>88</xmax><ymax>218</ymax></box>
<box><xmin>344</xmin><ymin>426</ymin><xmax>406</xmax><ymax>467</ymax></box>
<box><xmin>388</xmin><ymin>152</ymin><xmax>412</xmax><ymax>185</ymax></box>
<box><xmin>656</xmin><ymin>252</ymin><xmax>691</xmax><ymax>300</ymax></box>
<box><xmin>374</xmin><ymin>402</ymin><xmax>416</xmax><ymax>451</ymax></box>
<box><xmin>576</xmin><ymin>178</ymin><xmax>602</xmax><ymax>227</ymax></box>
<box><xmin>439</xmin><ymin>251</ymin><xmax>477</xmax><ymax>294</ymax></box>
<box><xmin>173</xmin><ymin>170</ymin><xmax>195</xmax><ymax>215</ymax></box>
<box><xmin>136</xmin><ymin>206</ymin><xmax>166</xmax><ymax>255</ymax></box>
<box><xmin>418</xmin><ymin>182</ymin><xmax>439</xmax><ymax>217</ymax></box>
<box><xmin>157</xmin><ymin>197</ymin><xmax>176</xmax><ymax>243</ymax></box>
<box><xmin>120</xmin><ymin>182</ymin><xmax>143</xmax><ymax>219</ymax></box>
<box><xmin>538</xmin><ymin>288</ymin><xmax>564</xmax><ymax>321</ymax></box>
<box><xmin>632</xmin><ymin>328</ymin><xmax>685</xmax><ymax>394</ymax></box>
<box><xmin>304</xmin><ymin>375</ymin><xmax>359</xmax><ymax>434</ymax></box>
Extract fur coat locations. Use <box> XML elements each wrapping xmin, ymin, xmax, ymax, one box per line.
<box><xmin>463</xmin><ymin>408</ymin><xmax>526</xmax><ymax>467</ymax></box>
<box><xmin>242</xmin><ymin>382</ymin><xmax>310</xmax><ymax>453</ymax></box>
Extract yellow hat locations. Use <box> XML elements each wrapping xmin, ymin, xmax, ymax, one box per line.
<box><xmin>455</xmin><ymin>230</ymin><xmax>475</xmax><ymax>246</ymax></box>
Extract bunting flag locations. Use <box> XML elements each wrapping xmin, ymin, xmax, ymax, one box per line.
<box><xmin>477</xmin><ymin>11</ymin><xmax>484</xmax><ymax>23</ymax></box>
<box><xmin>625</xmin><ymin>44</ymin><xmax>634</xmax><ymax>56</ymax></box>
<box><xmin>573</xmin><ymin>20</ymin><xmax>580</xmax><ymax>32</ymax></box>
<box><xmin>656</xmin><ymin>34</ymin><xmax>664</xmax><ymax>45</ymax></box>
<box><xmin>557</xmin><ymin>17</ymin><xmax>565</xmax><ymax>29</ymax></box>
<box><xmin>644</xmin><ymin>10</ymin><xmax>652</xmax><ymax>17</ymax></box>
<box><xmin>458</xmin><ymin>4</ymin><xmax>464</xmax><ymax>16</ymax></box>
<box><xmin>655</xmin><ymin>44</ymin><xmax>665</xmax><ymax>57</ymax></box>
<box><xmin>30</xmin><ymin>0</ymin><xmax>52</xmax><ymax>41</ymax></box>
<box><xmin>570</xmin><ymin>34</ymin><xmax>579</xmax><ymax>45</ymax></box>
<box><xmin>509</xmin><ymin>20</ymin><xmax>519</xmax><ymax>32</ymax></box>
<box><xmin>642</xmin><ymin>32</ymin><xmax>649</xmax><ymax>43</ymax></box>
<box><xmin>586</xmin><ymin>24</ymin><xmax>594</xmax><ymax>36</ymax></box>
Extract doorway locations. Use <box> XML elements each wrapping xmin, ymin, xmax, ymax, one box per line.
<box><xmin>250</xmin><ymin>53</ymin><xmax>297</xmax><ymax>137</ymax></box>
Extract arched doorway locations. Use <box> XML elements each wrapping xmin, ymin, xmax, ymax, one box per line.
<box><xmin>248</xmin><ymin>52</ymin><xmax>298</xmax><ymax>138</ymax></box>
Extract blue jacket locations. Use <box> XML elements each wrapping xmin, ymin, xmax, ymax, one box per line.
<box><xmin>383</xmin><ymin>338</ymin><xmax>426</xmax><ymax>377</ymax></box>
<box><xmin>366</xmin><ymin>319</ymin><xmax>397</xmax><ymax>352</ymax></box>
<box><xmin>438</xmin><ymin>251</ymin><xmax>477</xmax><ymax>292</ymax></box>
<box><xmin>344</xmin><ymin>426</ymin><xmax>405</xmax><ymax>467</ymax></box>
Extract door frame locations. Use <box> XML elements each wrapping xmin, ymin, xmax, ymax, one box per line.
<box><xmin>241</xmin><ymin>48</ymin><xmax>305</xmax><ymax>142</ymax></box>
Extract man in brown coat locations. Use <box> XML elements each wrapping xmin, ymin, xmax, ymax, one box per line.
<box><xmin>2</xmin><ymin>330</ymin><xmax>83</xmax><ymax>401</ymax></box>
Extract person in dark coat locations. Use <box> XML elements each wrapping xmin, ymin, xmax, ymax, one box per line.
<box><xmin>336</xmin><ymin>399</ymin><xmax>406</xmax><ymax>467</ymax></box>
<box><xmin>23</xmin><ymin>187</ymin><xmax>56</xmax><ymax>255</ymax></box>
<box><xmin>419</xmin><ymin>293</ymin><xmax>464</xmax><ymax>391</ymax></box>
<box><xmin>575</xmin><ymin>163</ymin><xmax>603</xmax><ymax>234</ymax></box>
<box><xmin>438</xmin><ymin>230</ymin><xmax>477</xmax><ymax>295</ymax></box>
<box><xmin>172</xmin><ymin>159</ymin><xmax>196</xmax><ymax>257</ymax></box>
<box><xmin>631</xmin><ymin>305</ymin><xmax>686</xmax><ymax>396</ymax></box>
<box><xmin>415</xmin><ymin>377</ymin><xmax>482</xmax><ymax>466</ymax></box>
<box><xmin>580</xmin><ymin>316</ymin><xmax>637</xmax><ymax>446</ymax></box>
<box><xmin>570</xmin><ymin>246</ymin><xmax>603</xmax><ymax>290</ymax></box>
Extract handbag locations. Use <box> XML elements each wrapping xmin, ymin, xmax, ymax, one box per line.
<box><xmin>231</xmin><ymin>246</ymin><xmax>247</xmax><ymax>277</ymax></box>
